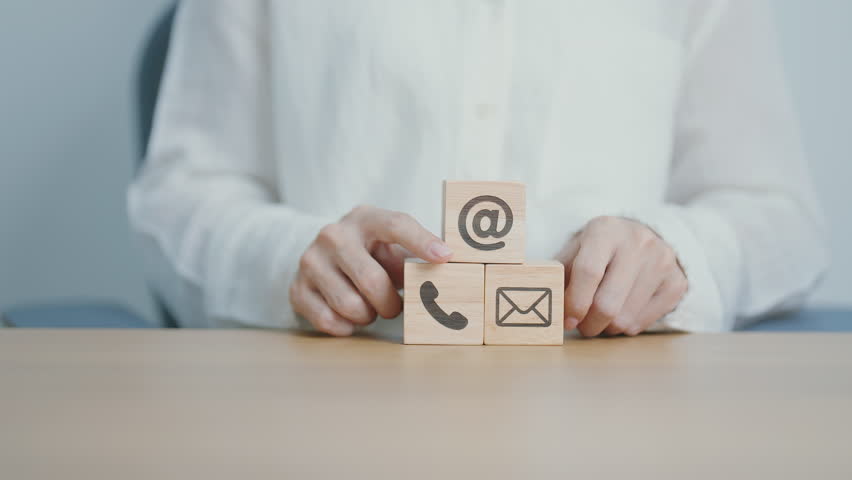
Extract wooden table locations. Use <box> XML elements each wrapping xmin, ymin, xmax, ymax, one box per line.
<box><xmin>1</xmin><ymin>329</ymin><xmax>850</xmax><ymax>479</ymax></box>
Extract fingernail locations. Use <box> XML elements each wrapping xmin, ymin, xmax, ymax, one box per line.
<box><xmin>565</xmin><ymin>317</ymin><xmax>579</xmax><ymax>330</ymax></box>
<box><xmin>428</xmin><ymin>241</ymin><xmax>452</xmax><ymax>260</ymax></box>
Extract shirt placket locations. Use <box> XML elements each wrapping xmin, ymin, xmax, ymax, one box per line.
<box><xmin>458</xmin><ymin>0</ymin><xmax>513</xmax><ymax>180</ymax></box>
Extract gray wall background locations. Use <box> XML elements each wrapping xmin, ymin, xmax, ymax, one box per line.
<box><xmin>0</xmin><ymin>0</ymin><xmax>849</xmax><ymax>324</ymax></box>
<box><xmin>0</xmin><ymin>0</ymin><xmax>172</xmax><ymax>321</ymax></box>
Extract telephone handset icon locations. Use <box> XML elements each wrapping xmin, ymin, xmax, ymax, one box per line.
<box><xmin>419</xmin><ymin>281</ymin><xmax>468</xmax><ymax>330</ymax></box>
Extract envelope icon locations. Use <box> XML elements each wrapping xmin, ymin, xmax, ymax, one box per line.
<box><xmin>495</xmin><ymin>287</ymin><xmax>552</xmax><ymax>327</ymax></box>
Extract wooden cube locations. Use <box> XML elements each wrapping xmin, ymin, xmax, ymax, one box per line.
<box><xmin>404</xmin><ymin>261</ymin><xmax>485</xmax><ymax>345</ymax></box>
<box><xmin>443</xmin><ymin>180</ymin><xmax>525</xmax><ymax>264</ymax></box>
<box><xmin>484</xmin><ymin>261</ymin><xmax>564</xmax><ymax>345</ymax></box>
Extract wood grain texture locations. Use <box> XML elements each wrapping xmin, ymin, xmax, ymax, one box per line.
<box><xmin>403</xmin><ymin>260</ymin><xmax>484</xmax><ymax>345</ymax></box>
<box><xmin>485</xmin><ymin>261</ymin><xmax>564</xmax><ymax>345</ymax></box>
<box><xmin>1</xmin><ymin>330</ymin><xmax>851</xmax><ymax>479</ymax></box>
<box><xmin>443</xmin><ymin>180</ymin><xmax>525</xmax><ymax>264</ymax></box>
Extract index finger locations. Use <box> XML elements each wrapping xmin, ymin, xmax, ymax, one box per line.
<box><xmin>367</xmin><ymin>210</ymin><xmax>452</xmax><ymax>263</ymax></box>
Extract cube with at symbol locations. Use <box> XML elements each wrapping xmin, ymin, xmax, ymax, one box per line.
<box><xmin>442</xmin><ymin>181</ymin><xmax>525</xmax><ymax>264</ymax></box>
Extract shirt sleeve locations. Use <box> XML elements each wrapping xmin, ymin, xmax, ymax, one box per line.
<box><xmin>127</xmin><ymin>0</ymin><xmax>332</xmax><ymax>328</ymax></box>
<box><xmin>625</xmin><ymin>0</ymin><xmax>829</xmax><ymax>331</ymax></box>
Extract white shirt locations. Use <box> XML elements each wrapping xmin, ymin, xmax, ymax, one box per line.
<box><xmin>129</xmin><ymin>0</ymin><xmax>828</xmax><ymax>332</ymax></box>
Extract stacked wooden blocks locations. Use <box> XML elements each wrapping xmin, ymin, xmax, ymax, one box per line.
<box><xmin>404</xmin><ymin>181</ymin><xmax>564</xmax><ymax>345</ymax></box>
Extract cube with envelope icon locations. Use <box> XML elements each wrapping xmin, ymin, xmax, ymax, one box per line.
<box><xmin>485</xmin><ymin>261</ymin><xmax>564</xmax><ymax>345</ymax></box>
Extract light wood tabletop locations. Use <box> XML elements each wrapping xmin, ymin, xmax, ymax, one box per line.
<box><xmin>1</xmin><ymin>329</ymin><xmax>850</xmax><ymax>479</ymax></box>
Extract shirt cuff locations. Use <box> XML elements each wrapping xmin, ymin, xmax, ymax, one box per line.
<box><xmin>205</xmin><ymin>205</ymin><xmax>333</xmax><ymax>329</ymax></box>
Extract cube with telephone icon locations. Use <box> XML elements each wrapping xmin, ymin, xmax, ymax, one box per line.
<box><xmin>403</xmin><ymin>261</ymin><xmax>484</xmax><ymax>345</ymax></box>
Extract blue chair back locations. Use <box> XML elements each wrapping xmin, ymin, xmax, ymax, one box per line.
<box><xmin>136</xmin><ymin>4</ymin><xmax>179</xmax><ymax>327</ymax></box>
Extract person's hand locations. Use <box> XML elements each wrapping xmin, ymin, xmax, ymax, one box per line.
<box><xmin>290</xmin><ymin>205</ymin><xmax>452</xmax><ymax>336</ymax></box>
<box><xmin>556</xmin><ymin>216</ymin><xmax>687</xmax><ymax>337</ymax></box>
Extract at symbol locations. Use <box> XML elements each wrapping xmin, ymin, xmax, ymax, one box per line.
<box><xmin>458</xmin><ymin>195</ymin><xmax>513</xmax><ymax>251</ymax></box>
